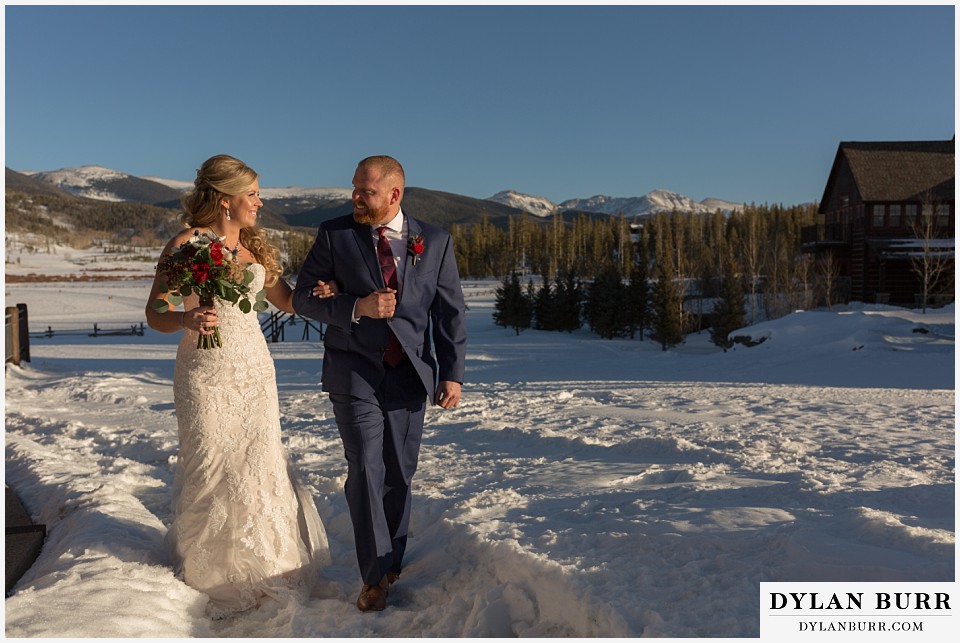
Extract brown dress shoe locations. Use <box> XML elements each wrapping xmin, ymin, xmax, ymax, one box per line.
<box><xmin>387</xmin><ymin>571</ymin><xmax>401</xmax><ymax>586</ymax></box>
<box><xmin>356</xmin><ymin>576</ymin><xmax>389</xmax><ymax>612</ymax></box>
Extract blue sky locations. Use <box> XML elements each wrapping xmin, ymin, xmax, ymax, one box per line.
<box><xmin>4</xmin><ymin>3</ymin><xmax>955</xmax><ymax>206</ymax></box>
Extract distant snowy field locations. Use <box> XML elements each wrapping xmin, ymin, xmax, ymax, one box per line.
<box><xmin>3</xmin><ymin>241</ymin><xmax>955</xmax><ymax>638</ymax></box>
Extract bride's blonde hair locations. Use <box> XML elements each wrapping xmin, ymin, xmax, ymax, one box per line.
<box><xmin>181</xmin><ymin>154</ymin><xmax>283</xmax><ymax>286</ymax></box>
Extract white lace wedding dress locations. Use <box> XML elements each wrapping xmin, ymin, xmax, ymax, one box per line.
<box><xmin>169</xmin><ymin>263</ymin><xmax>329</xmax><ymax>619</ymax></box>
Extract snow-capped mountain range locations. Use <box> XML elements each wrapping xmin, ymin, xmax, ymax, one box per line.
<box><xmin>489</xmin><ymin>189</ymin><xmax>743</xmax><ymax>218</ymax></box>
<box><xmin>18</xmin><ymin>165</ymin><xmax>743</xmax><ymax>217</ymax></box>
<box><xmin>486</xmin><ymin>190</ymin><xmax>561</xmax><ymax>217</ymax></box>
<box><xmin>25</xmin><ymin>166</ymin><xmax>140</xmax><ymax>203</ymax></box>
<box><xmin>21</xmin><ymin>166</ymin><xmax>354</xmax><ymax>204</ymax></box>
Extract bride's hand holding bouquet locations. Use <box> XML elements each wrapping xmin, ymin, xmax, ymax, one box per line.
<box><xmin>151</xmin><ymin>230</ymin><xmax>268</xmax><ymax>349</ymax></box>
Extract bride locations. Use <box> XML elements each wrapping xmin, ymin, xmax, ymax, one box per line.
<box><xmin>145</xmin><ymin>154</ymin><xmax>334</xmax><ymax>618</ymax></box>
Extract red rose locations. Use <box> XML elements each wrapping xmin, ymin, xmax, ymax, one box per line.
<box><xmin>407</xmin><ymin>235</ymin><xmax>425</xmax><ymax>265</ymax></box>
<box><xmin>192</xmin><ymin>262</ymin><xmax>210</xmax><ymax>283</ymax></box>
<box><xmin>408</xmin><ymin>235</ymin><xmax>425</xmax><ymax>254</ymax></box>
<box><xmin>210</xmin><ymin>244</ymin><xmax>224</xmax><ymax>265</ymax></box>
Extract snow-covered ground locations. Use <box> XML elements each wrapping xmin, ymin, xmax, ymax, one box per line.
<box><xmin>3</xmin><ymin>242</ymin><xmax>955</xmax><ymax>638</ymax></box>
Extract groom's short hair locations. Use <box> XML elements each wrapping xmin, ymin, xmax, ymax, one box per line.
<box><xmin>358</xmin><ymin>155</ymin><xmax>404</xmax><ymax>185</ymax></box>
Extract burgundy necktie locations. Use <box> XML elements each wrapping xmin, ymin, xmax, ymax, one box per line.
<box><xmin>377</xmin><ymin>226</ymin><xmax>403</xmax><ymax>366</ymax></box>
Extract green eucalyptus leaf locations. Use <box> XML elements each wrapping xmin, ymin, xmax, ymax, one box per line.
<box><xmin>239</xmin><ymin>299</ymin><xmax>251</xmax><ymax>314</ymax></box>
<box><xmin>151</xmin><ymin>299</ymin><xmax>170</xmax><ymax>313</ymax></box>
<box><xmin>167</xmin><ymin>292</ymin><xmax>183</xmax><ymax>307</ymax></box>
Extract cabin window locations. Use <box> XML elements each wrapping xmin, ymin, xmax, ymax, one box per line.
<box><xmin>888</xmin><ymin>204</ymin><xmax>902</xmax><ymax>227</ymax></box>
<box><xmin>904</xmin><ymin>204</ymin><xmax>918</xmax><ymax>227</ymax></box>
<box><xmin>872</xmin><ymin>204</ymin><xmax>885</xmax><ymax>227</ymax></box>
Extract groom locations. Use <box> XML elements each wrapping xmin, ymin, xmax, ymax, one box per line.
<box><xmin>293</xmin><ymin>155</ymin><xmax>467</xmax><ymax>611</ymax></box>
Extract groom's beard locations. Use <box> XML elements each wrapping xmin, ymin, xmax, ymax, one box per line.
<box><xmin>352</xmin><ymin>202</ymin><xmax>391</xmax><ymax>226</ymax></box>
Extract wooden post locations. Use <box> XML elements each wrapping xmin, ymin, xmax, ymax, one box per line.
<box><xmin>5</xmin><ymin>307</ymin><xmax>18</xmax><ymax>366</ymax></box>
<box><xmin>5</xmin><ymin>304</ymin><xmax>30</xmax><ymax>365</ymax></box>
<box><xmin>17</xmin><ymin>304</ymin><xmax>30</xmax><ymax>363</ymax></box>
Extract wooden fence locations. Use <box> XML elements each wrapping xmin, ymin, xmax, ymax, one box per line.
<box><xmin>29</xmin><ymin>322</ymin><xmax>146</xmax><ymax>339</ymax></box>
<box><xmin>5</xmin><ymin>305</ymin><xmax>322</xmax><ymax>368</ymax></box>
<box><xmin>260</xmin><ymin>311</ymin><xmax>324</xmax><ymax>342</ymax></box>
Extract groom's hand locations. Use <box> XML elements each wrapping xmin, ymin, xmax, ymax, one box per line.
<box><xmin>435</xmin><ymin>381</ymin><xmax>461</xmax><ymax>409</ymax></box>
<box><xmin>356</xmin><ymin>288</ymin><xmax>397</xmax><ymax>319</ymax></box>
<box><xmin>312</xmin><ymin>279</ymin><xmax>339</xmax><ymax>299</ymax></box>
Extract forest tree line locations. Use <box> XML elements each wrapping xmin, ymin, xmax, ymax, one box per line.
<box><xmin>456</xmin><ymin>204</ymin><xmax>826</xmax><ymax>349</ymax></box>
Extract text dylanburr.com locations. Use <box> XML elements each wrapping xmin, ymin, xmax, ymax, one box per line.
<box><xmin>760</xmin><ymin>583</ymin><xmax>955</xmax><ymax>639</ymax></box>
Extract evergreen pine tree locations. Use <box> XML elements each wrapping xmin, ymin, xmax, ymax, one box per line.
<box><xmin>553</xmin><ymin>269</ymin><xmax>583</xmax><ymax>332</ymax></box>
<box><xmin>585</xmin><ymin>263</ymin><xmax>629</xmax><ymax>339</ymax></box>
<box><xmin>710</xmin><ymin>245</ymin><xmax>747</xmax><ymax>350</ymax></box>
<box><xmin>649</xmin><ymin>250</ymin><xmax>684</xmax><ymax>350</ymax></box>
<box><xmin>493</xmin><ymin>272</ymin><xmax>532</xmax><ymax>335</ymax></box>
<box><xmin>533</xmin><ymin>278</ymin><xmax>555</xmax><ymax>330</ymax></box>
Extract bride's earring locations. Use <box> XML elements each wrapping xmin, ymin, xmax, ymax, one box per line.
<box><xmin>225</xmin><ymin>208</ymin><xmax>231</xmax><ymax>221</ymax></box>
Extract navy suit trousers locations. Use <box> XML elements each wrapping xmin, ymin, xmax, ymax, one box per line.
<box><xmin>329</xmin><ymin>356</ymin><xmax>427</xmax><ymax>585</ymax></box>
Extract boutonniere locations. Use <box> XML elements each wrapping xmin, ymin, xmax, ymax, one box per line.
<box><xmin>407</xmin><ymin>235</ymin><xmax>425</xmax><ymax>265</ymax></box>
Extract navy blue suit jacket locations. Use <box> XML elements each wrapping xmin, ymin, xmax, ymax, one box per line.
<box><xmin>293</xmin><ymin>213</ymin><xmax>467</xmax><ymax>399</ymax></box>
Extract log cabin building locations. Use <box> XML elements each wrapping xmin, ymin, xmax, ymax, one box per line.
<box><xmin>801</xmin><ymin>138</ymin><xmax>954</xmax><ymax>307</ymax></box>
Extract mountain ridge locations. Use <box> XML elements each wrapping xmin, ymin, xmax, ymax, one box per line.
<box><xmin>5</xmin><ymin>166</ymin><xmax>530</xmax><ymax>233</ymax></box>
<box><xmin>490</xmin><ymin>188</ymin><xmax>746</xmax><ymax>218</ymax></box>
<box><xmin>15</xmin><ymin>164</ymin><xmax>748</xmax><ymax>220</ymax></box>
<box><xmin>23</xmin><ymin>165</ymin><xmax>183</xmax><ymax>205</ymax></box>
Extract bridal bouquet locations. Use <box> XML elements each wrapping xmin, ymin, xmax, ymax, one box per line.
<box><xmin>151</xmin><ymin>230</ymin><xmax>268</xmax><ymax>349</ymax></box>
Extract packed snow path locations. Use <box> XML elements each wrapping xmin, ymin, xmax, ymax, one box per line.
<box><xmin>5</xmin><ymin>367</ymin><xmax>953</xmax><ymax>637</ymax></box>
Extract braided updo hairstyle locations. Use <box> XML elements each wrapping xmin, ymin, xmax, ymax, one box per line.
<box><xmin>181</xmin><ymin>154</ymin><xmax>283</xmax><ymax>286</ymax></box>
